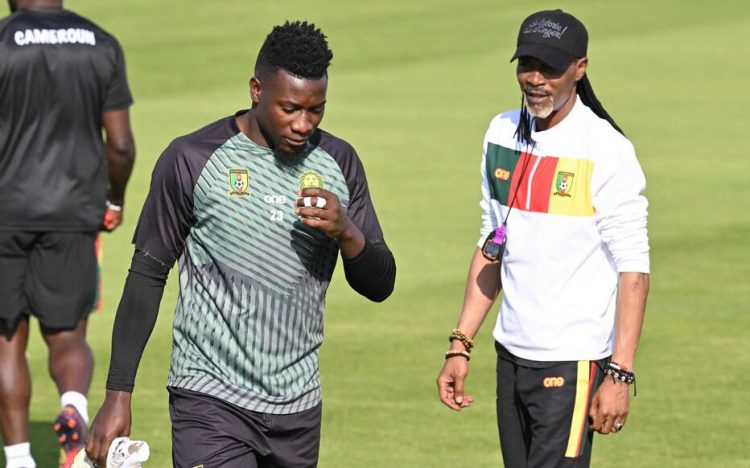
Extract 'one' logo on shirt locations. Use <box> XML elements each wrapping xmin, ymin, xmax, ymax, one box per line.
<box><xmin>494</xmin><ymin>168</ymin><xmax>511</xmax><ymax>181</ymax></box>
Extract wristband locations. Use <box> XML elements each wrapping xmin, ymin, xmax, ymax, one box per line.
<box><xmin>605</xmin><ymin>361</ymin><xmax>637</xmax><ymax>395</ymax></box>
<box><xmin>445</xmin><ymin>350</ymin><xmax>470</xmax><ymax>361</ymax></box>
<box><xmin>106</xmin><ymin>200</ymin><xmax>123</xmax><ymax>212</ymax></box>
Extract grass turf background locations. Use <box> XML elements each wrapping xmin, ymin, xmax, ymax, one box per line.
<box><xmin>2</xmin><ymin>0</ymin><xmax>749</xmax><ymax>466</ymax></box>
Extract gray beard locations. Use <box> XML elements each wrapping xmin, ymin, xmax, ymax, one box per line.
<box><xmin>525</xmin><ymin>96</ymin><xmax>554</xmax><ymax>119</ymax></box>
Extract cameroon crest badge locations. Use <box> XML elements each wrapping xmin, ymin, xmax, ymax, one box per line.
<box><xmin>228</xmin><ymin>169</ymin><xmax>250</xmax><ymax>196</ymax></box>
<box><xmin>553</xmin><ymin>171</ymin><xmax>574</xmax><ymax>197</ymax></box>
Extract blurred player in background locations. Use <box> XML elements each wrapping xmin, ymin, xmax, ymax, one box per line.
<box><xmin>0</xmin><ymin>1</ymin><xmax>135</xmax><ymax>467</ymax></box>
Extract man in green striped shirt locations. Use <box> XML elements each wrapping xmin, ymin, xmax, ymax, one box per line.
<box><xmin>86</xmin><ymin>21</ymin><xmax>396</xmax><ymax>468</ymax></box>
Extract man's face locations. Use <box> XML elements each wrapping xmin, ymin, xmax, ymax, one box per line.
<box><xmin>516</xmin><ymin>56</ymin><xmax>587</xmax><ymax>125</ymax></box>
<box><xmin>251</xmin><ymin>69</ymin><xmax>327</xmax><ymax>156</ymax></box>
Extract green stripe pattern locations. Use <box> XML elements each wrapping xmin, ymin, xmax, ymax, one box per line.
<box><xmin>167</xmin><ymin>134</ymin><xmax>350</xmax><ymax>414</ymax></box>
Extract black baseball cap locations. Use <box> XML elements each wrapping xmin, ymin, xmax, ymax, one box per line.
<box><xmin>510</xmin><ymin>9</ymin><xmax>588</xmax><ymax>72</ymax></box>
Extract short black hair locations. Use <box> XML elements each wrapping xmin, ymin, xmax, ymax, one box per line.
<box><xmin>255</xmin><ymin>21</ymin><xmax>333</xmax><ymax>79</ymax></box>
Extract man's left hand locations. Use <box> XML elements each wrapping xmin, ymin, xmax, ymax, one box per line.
<box><xmin>296</xmin><ymin>188</ymin><xmax>366</xmax><ymax>259</ymax></box>
<box><xmin>589</xmin><ymin>378</ymin><xmax>629</xmax><ymax>435</ymax></box>
<box><xmin>296</xmin><ymin>188</ymin><xmax>352</xmax><ymax>240</ymax></box>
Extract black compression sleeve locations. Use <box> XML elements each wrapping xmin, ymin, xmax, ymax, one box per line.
<box><xmin>343</xmin><ymin>239</ymin><xmax>396</xmax><ymax>302</ymax></box>
<box><xmin>105</xmin><ymin>251</ymin><xmax>170</xmax><ymax>392</ymax></box>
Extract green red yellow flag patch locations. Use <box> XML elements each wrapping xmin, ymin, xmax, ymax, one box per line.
<box><xmin>485</xmin><ymin>143</ymin><xmax>595</xmax><ymax>217</ymax></box>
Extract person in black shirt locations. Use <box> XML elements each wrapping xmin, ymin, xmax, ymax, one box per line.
<box><xmin>0</xmin><ymin>1</ymin><xmax>134</xmax><ymax>467</ymax></box>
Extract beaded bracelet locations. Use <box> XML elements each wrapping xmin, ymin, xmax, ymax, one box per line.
<box><xmin>445</xmin><ymin>350</ymin><xmax>471</xmax><ymax>361</ymax></box>
<box><xmin>448</xmin><ymin>328</ymin><xmax>474</xmax><ymax>353</ymax></box>
<box><xmin>605</xmin><ymin>361</ymin><xmax>637</xmax><ymax>395</ymax></box>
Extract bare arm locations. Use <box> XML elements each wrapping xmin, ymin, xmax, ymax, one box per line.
<box><xmin>454</xmin><ymin>248</ymin><xmax>503</xmax><ymax>338</ymax></box>
<box><xmin>589</xmin><ymin>272</ymin><xmax>649</xmax><ymax>434</ymax></box>
<box><xmin>611</xmin><ymin>272</ymin><xmax>649</xmax><ymax>369</ymax></box>
<box><xmin>437</xmin><ymin>247</ymin><xmax>502</xmax><ymax>410</ymax></box>
<box><xmin>102</xmin><ymin>108</ymin><xmax>135</xmax><ymax>231</ymax></box>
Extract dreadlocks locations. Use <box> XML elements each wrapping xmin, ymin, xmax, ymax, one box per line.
<box><xmin>514</xmin><ymin>95</ymin><xmax>534</xmax><ymax>146</ymax></box>
<box><xmin>576</xmin><ymin>74</ymin><xmax>624</xmax><ymax>135</ymax></box>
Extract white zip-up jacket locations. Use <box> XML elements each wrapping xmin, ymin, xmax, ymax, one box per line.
<box><xmin>479</xmin><ymin>96</ymin><xmax>649</xmax><ymax>362</ymax></box>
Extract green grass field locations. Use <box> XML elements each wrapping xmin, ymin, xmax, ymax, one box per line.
<box><xmin>3</xmin><ymin>0</ymin><xmax>749</xmax><ymax>466</ymax></box>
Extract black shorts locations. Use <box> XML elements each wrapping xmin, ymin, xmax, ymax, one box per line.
<box><xmin>0</xmin><ymin>231</ymin><xmax>97</xmax><ymax>330</ymax></box>
<box><xmin>168</xmin><ymin>387</ymin><xmax>322</xmax><ymax>468</ymax></box>
<box><xmin>495</xmin><ymin>342</ymin><xmax>606</xmax><ymax>468</ymax></box>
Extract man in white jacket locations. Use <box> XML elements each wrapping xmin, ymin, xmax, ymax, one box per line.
<box><xmin>437</xmin><ymin>9</ymin><xmax>649</xmax><ymax>468</ymax></box>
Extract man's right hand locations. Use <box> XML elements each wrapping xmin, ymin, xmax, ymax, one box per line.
<box><xmin>437</xmin><ymin>355</ymin><xmax>474</xmax><ymax>411</ymax></box>
<box><xmin>86</xmin><ymin>390</ymin><xmax>133</xmax><ymax>467</ymax></box>
<box><xmin>101</xmin><ymin>205</ymin><xmax>123</xmax><ymax>232</ymax></box>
